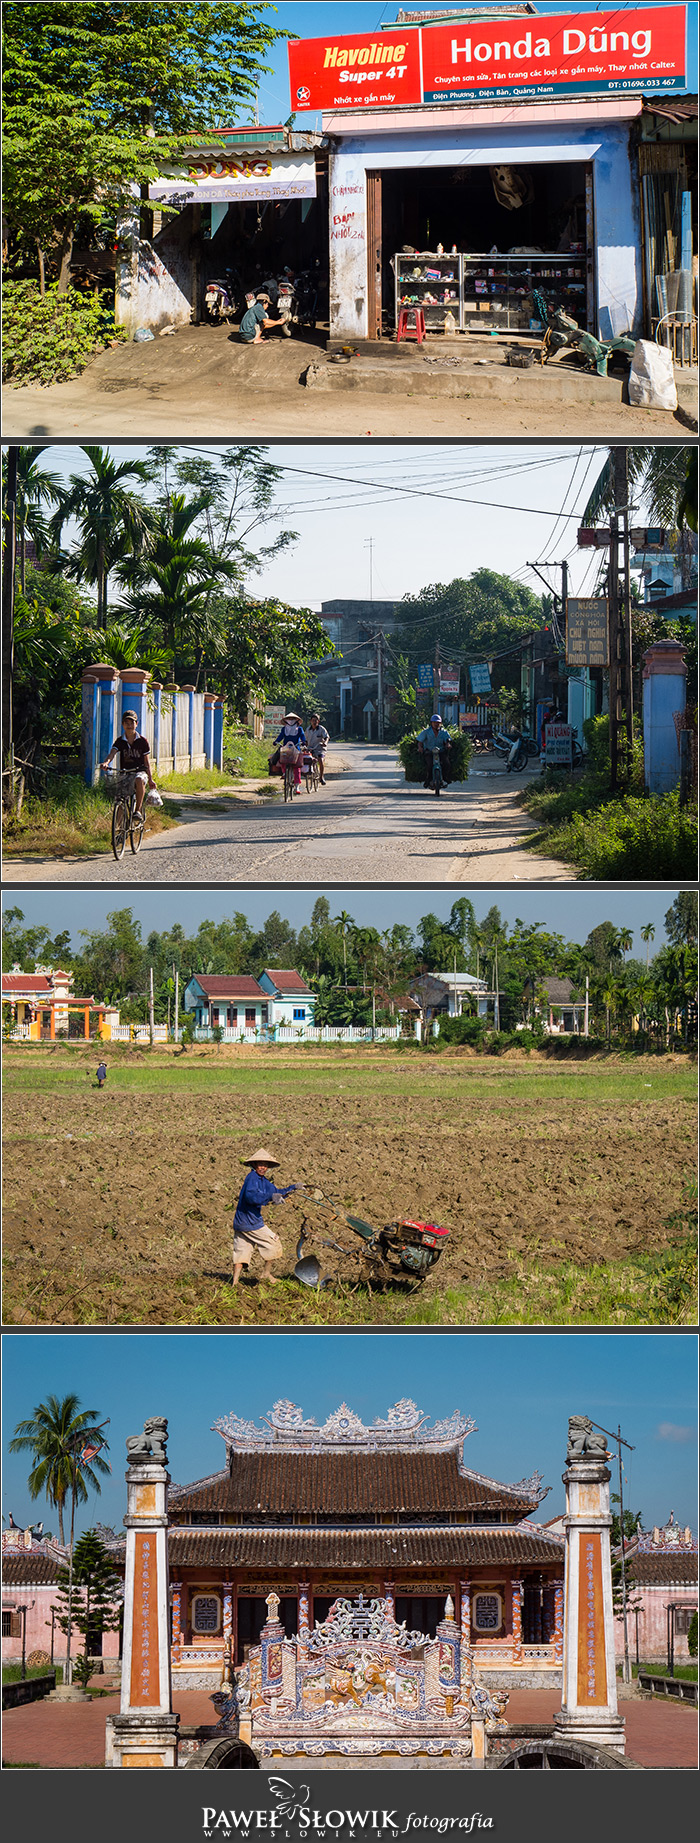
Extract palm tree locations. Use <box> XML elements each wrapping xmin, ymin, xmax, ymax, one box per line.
<box><xmin>641</xmin><ymin>923</ymin><xmax>656</xmax><ymax>969</ymax></box>
<box><xmin>602</xmin><ymin>976</ymin><xmax>619</xmax><ymax>1046</ymax></box>
<box><xmin>581</xmin><ymin>447</ymin><xmax>691</xmax><ymax>531</ymax></box>
<box><xmin>333</xmin><ymin>910</ymin><xmax>355</xmax><ymax>988</ymax></box>
<box><xmin>4</xmin><ymin>448</ymin><xmax>62</xmax><ymax>590</ymax></box>
<box><xmin>118</xmin><ymin>491</ymin><xmax>239</xmax><ymax>674</ymax></box>
<box><xmin>9</xmin><ymin>1393</ymin><xmax>110</xmax><ymax>1546</ymax></box>
<box><xmin>619</xmin><ymin>927</ymin><xmax>634</xmax><ymax>964</ymax></box>
<box><xmin>50</xmin><ymin>447</ymin><xmax>153</xmax><ymax>627</ymax></box>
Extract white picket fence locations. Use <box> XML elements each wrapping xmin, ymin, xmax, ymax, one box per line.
<box><xmin>7</xmin><ymin>1024</ymin><xmax>32</xmax><ymax>1040</ymax></box>
<box><xmin>191</xmin><ymin>1024</ymin><xmax>404</xmax><ymax>1044</ymax></box>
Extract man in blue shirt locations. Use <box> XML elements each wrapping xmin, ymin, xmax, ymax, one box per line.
<box><xmin>232</xmin><ymin>1147</ymin><xmax>298</xmax><ymax>1286</ymax></box>
<box><xmin>417</xmin><ymin>715</ymin><xmax>451</xmax><ymax>788</ymax></box>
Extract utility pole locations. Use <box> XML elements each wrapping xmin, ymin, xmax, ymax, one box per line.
<box><xmin>493</xmin><ymin>943</ymin><xmax>500</xmax><ymax>1032</ymax></box>
<box><xmin>365</xmin><ymin>536</ymin><xmax>374</xmax><ymax>603</ymax></box>
<box><xmin>434</xmin><ymin>635</ymin><xmax>441</xmax><ymax>715</ymax></box>
<box><xmin>173</xmin><ymin>964</ymin><xmax>179</xmax><ymax>1043</ymax></box>
<box><xmin>608</xmin><ymin>451</ymin><xmax>622</xmax><ymax>791</ymax></box>
<box><xmin>376</xmin><ymin>628</ymin><xmax>385</xmax><ymax>744</ymax></box>
<box><xmin>149</xmin><ymin>966</ymin><xmax>155</xmax><ymax>1046</ymax></box>
<box><xmin>619</xmin><ymin>448</ymin><xmax>634</xmax><ymax>771</ymax></box>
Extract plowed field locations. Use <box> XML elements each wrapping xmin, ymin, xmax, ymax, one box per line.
<box><xmin>3</xmin><ymin>1048</ymin><xmax>695</xmax><ymax>1326</ymax></box>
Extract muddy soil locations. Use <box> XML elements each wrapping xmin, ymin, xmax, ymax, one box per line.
<box><xmin>3</xmin><ymin>1080</ymin><xmax>694</xmax><ymax>1324</ymax></box>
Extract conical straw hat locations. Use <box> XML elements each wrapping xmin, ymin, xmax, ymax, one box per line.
<box><xmin>241</xmin><ymin>1146</ymin><xmax>280</xmax><ymax>1167</ymax></box>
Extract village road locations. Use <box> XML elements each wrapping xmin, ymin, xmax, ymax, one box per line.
<box><xmin>4</xmin><ymin>322</ymin><xmax>697</xmax><ymax>441</ymax></box>
<box><xmin>3</xmin><ymin>743</ymin><xmax>573</xmax><ymax>885</ymax></box>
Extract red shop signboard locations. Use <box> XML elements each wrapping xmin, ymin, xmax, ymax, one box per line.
<box><xmin>288</xmin><ymin>8</ymin><xmax>687</xmax><ymax>111</ymax></box>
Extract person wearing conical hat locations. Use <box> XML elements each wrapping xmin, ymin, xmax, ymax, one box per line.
<box><xmin>232</xmin><ymin>1149</ymin><xmax>298</xmax><ymax>1287</ymax></box>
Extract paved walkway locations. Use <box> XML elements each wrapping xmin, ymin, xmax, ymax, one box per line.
<box><xmin>2</xmin><ymin>1686</ymin><xmax>696</xmax><ymax>1768</ymax></box>
<box><xmin>3</xmin><ymin>743</ymin><xmax>572</xmax><ymax>886</ymax></box>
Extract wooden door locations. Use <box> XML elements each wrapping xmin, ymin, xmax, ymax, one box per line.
<box><xmin>366</xmin><ymin>171</ymin><xmax>383</xmax><ymax>339</ymax></box>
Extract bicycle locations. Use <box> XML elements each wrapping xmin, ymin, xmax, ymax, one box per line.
<box><xmin>283</xmin><ymin>761</ymin><xmax>296</xmax><ymax>803</ymax></box>
<box><xmin>302</xmin><ymin>752</ymin><xmax>316</xmax><ymax>793</ymax></box>
<box><xmin>108</xmin><ymin>771</ymin><xmax>147</xmax><ymax>859</ymax></box>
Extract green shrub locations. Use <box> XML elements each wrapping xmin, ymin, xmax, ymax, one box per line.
<box><xmin>532</xmin><ymin>788</ymin><xmax>697</xmax><ymax>880</ymax></box>
<box><xmin>688</xmin><ymin>1611</ymin><xmax>698</xmax><ymax>1660</ymax></box>
<box><xmin>583</xmin><ymin>713</ymin><xmax>611</xmax><ymax>771</ymax></box>
<box><xmin>2</xmin><ymin>282</ymin><xmax>124</xmax><ymax>385</ymax></box>
<box><xmin>437</xmin><ymin>1014</ymin><xmax>487</xmax><ymax>1047</ymax></box>
<box><xmin>398</xmin><ymin>727</ymin><xmax>472</xmax><ymax>784</ymax></box>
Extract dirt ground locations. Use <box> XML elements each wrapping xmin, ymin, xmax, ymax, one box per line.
<box><xmin>3</xmin><ymin>1054</ymin><xmax>694</xmax><ymax>1325</ymax></box>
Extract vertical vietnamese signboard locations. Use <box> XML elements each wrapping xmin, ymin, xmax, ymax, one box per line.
<box><xmin>130</xmin><ymin>1532</ymin><xmax>160</xmax><ymax>1707</ymax></box>
<box><xmin>577</xmin><ymin>1532</ymin><xmax>607</xmax><ymax>1706</ymax></box>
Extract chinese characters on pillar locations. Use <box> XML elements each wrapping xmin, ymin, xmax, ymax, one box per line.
<box><xmin>130</xmin><ymin>1533</ymin><xmax>159</xmax><ymax>1706</ymax></box>
<box><xmin>577</xmin><ymin>1533</ymin><xmax>606</xmax><ymax>1705</ymax></box>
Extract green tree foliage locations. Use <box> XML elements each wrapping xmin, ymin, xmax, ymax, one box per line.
<box><xmin>3</xmin><ymin>4</ymin><xmax>285</xmax><ymax>286</ymax></box>
<box><xmin>54</xmin><ymin>1530</ymin><xmax>122</xmax><ymax>1654</ymax></box>
<box><xmin>50</xmin><ymin>447</ymin><xmax>154</xmax><ymax>628</ymax></box>
<box><xmin>9</xmin><ymin>1394</ymin><xmax>110</xmax><ymax>1548</ymax></box>
<box><xmin>664</xmin><ymin>892</ymin><xmax>698</xmax><ymax>947</ymax></box>
<box><xmin>2</xmin><ymin>904</ymin><xmax>72</xmax><ymax>971</ymax></box>
<box><xmin>396</xmin><ymin>571</ymin><xmax>542</xmax><ymax>696</ymax></box>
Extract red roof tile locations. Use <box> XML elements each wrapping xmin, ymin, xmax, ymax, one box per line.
<box><xmin>192</xmin><ymin>977</ymin><xmax>265</xmax><ymax>999</ymax></box>
<box><xmin>167</xmin><ymin>1526</ymin><xmax>564</xmax><ymax>1570</ymax></box>
<box><xmin>2</xmin><ymin>974</ymin><xmax>52</xmax><ymax>993</ymax></box>
<box><xmin>169</xmin><ymin>1453</ymin><xmax>537</xmax><ymax>1517</ymax></box>
<box><xmin>262</xmin><ymin>970</ymin><xmax>312</xmax><ymax>993</ymax></box>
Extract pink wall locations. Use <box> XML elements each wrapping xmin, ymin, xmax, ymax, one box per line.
<box><xmin>614</xmin><ymin>1586</ymin><xmax>697</xmax><ymax>1663</ymax></box>
<box><xmin>2</xmin><ymin>1582</ymin><xmax>121</xmax><ymax>1664</ymax></box>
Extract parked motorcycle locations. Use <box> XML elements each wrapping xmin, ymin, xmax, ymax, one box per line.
<box><xmin>506</xmin><ymin>729</ymin><xmax>528</xmax><ymax>773</ymax></box>
<box><xmin>292</xmin><ymin>1188</ymin><xmax>450</xmax><ymax>1289</ymax></box>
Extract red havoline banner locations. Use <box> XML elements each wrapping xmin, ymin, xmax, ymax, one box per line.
<box><xmin>288</xmin><ymin>8</ymin><xmax>687</xmax><ymax>110</ymax></box>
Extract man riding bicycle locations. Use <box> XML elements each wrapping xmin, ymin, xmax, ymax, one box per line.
<box><xmin>305</xmin><ymin>713</ymin><xmax>329</xmax><ymax>785</ymax></box>
<box><xmin>101</xmin><ymin>710</ymin><xmax>155</xmax><ymax>814</ymax></box>
<box><xmin>417</xmin><ymin>714</ymin><xmax>451</xmax><ymax>789</ymax></box>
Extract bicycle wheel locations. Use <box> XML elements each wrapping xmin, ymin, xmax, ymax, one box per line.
<box><xmin>130</xmin><ymin>802</ymin><xmax>146</xmax><ymax>853</ymax></box>
<box><xmin>284</xmin><ymin>768</ymin><xmax>293</xmax><ymax>803</ymax></box>
<box><xmin>312</xmin><ymin>759</ymin><xmax>320</xmax><ymax>791</ymax></box>
<box><xmin>111</xmin><ymin>798</ymin><xmax>128</xmax><ymax>860</ymax></box>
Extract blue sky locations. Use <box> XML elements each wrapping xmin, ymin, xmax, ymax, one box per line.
<box><xmin>2</xmin><ymin>1332</ymin><xmax>697</xmax><ymax>1540</ymax></box>
<box><xmin>3</xmin><ymin>888</ymin><xmax>685</xmax><ymax>960</ymax></box>
<box><xmin>238</xmin><ymin>4</ymin><xmax>698</xmax><ymax>130</ymax></box>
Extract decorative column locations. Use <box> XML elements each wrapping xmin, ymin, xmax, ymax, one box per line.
<box><xmin>511</xmin><ymin>1578</ymin><xmax>523</xmax><ymax>1663</ymax></box>
<box><xmin>553</xmin><ymin>1577</ymin><xmax>565</xmax><ymax>1666</ymax></box>
<box><xmin>553</xmin><ymin>1415</ymin><xmax>625</xmax><ymax>1753</ymax></box>
<box><xmin>204</xmin><ymin>693</ymin><xmax>216</xmax><ymax>769</ymax></box>
<box><xmin>151</xmin><ymin>683</ymin><xmax>162</xmax><ymax>772</ymax></box>
<box><xmin>119</xmin><ymin>668</ymin><xmax>150</xmax><ymax>739</ymax></box>
<box><xmin>222</xmin><ymin>1582</ymin><xmax>234</xmax><ymax>1684</ymax></box>
<box><xmin>105</xmin><ymin>1417</ymin><xmax>179</xmax><ymax>1768</ymax></box>
<box><xmin>180</xmin><ymin>685</ymin><xmax>195</xmax><ymax>771</ymax></box>
<box><xmin>167</xmin><ymin>685</ymin><xmax>179</xmax><ymax>774</ymax></box>
<box><xmin>383</xmin><ymin>1580</ymin><xmax>395</xmax><ymax>1620</ymax></box>
<box><xmin>459</xmin><ymin>1580</ymin><xmax>473</xmax><ymax>1693</ymax></box>
<box><xmin>171</xmin><ymin>1583</ymin><xmax>183</xmax><ymax>1664</ymax></box>
<box><xmin>297</xmin><ymin>1582</ymin><xmax>310</xmax><ymax>1661</ymax></box>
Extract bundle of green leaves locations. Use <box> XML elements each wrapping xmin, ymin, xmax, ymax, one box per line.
<box><xmin>398</xmin><ymin>727</ymin><xmax>473</xmax><ymax>784</ymax></box>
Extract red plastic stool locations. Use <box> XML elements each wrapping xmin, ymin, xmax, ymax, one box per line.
<box><xmin>397</xmin><ymin>307</ymin><xmax>426</xmax><ymax>343</ymax></box>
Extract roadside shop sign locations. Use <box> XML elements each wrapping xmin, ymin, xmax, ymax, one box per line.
<box><xmin>469</xmin><ymin>663</ymin><xmax>492</xmax><ymax>695</ymax></box>
<box><xmin>545</xmin><ymin>721</ymin><xmax>574</xmax><ymax>764</ymax></box>
<box><xmin>439</xmin><ymin>668</ymin><xmax>461</xmax><ymax>696</ymax></box>
<box><xmin>418</xmin><ymin>664</ymin><xmax>435</xmax><ymax>688</ymax></box>
<box><xmin>288</xmin><ymin>9</ymin><xmax>686</xmax><ymax>111</ymax></box>
<box><xmin>566</xmin><ymin>598</ymin><xmax>609</xmax><ymax>667</ymax></box>
<box><xmin>263</xmin><ymin>705</ymin><xmax>285</xmax><ymax>736</ymax></box>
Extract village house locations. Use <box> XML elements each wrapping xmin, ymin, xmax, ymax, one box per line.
<box><xmin>1</xmin><ymin>1523</ymin><xmax>121</xmax><ymax>1674</ymax></box>
<box><xmin>182</xmin><ymin>971</ymin><xmax>316</xmax><ymax>1038</ymax></box>
<box><xmin>617</xmin><ymin>1513</ymin><xmax>698</xmax><ymax>1666</ymax></box>
<box><xmin>522</xmin><ymin>974</ymin><xmax>587</xmax><ymax>1034</ymax></box>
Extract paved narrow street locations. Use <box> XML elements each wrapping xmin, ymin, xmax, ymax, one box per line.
<box><xmin>4</xmin><ymin>743</ymin><xmax>573</xmax><ymax>885</ymax></box>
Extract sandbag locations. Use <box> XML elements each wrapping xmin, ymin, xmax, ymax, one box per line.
<box><xmin>628</xmin><ymin>340</ymin><xmax>677</xmax><ymax>411</ymax></box>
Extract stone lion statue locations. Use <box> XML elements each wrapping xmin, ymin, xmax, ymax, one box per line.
<box><xmin>126</xmin><ymin>1416</ymin><xmax>168</xmax><ymax>1464</ymax></box>
<box><xmin>567</xmin><ymin>1415</ymin><xmax>608</xmax><ymax>1462</ymax></box>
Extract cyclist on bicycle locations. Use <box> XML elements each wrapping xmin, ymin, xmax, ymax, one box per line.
<box><xmin>417</xmin><ymin>715</ymin><xmax>451</xmax><ymax>789</ymax></box>
<box><xmin>101</xmin><ymin>710</ymin><xmax>155</xmax><ymax>814</ymax></box>
<box><xmin>305</xmin><ymin>713</ymin><xmax>329</xmax><ymax>785</ymax></box>
<box><xmin>270</xmin><ymin>712</ymin><xmax>307</xmax><ymax>794</ymax></box>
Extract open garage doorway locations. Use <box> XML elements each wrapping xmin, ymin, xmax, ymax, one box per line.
<box><xmin>368</xmin><ymin>161</ymin><xmax>595</xmax><ymax>338</ymax></box>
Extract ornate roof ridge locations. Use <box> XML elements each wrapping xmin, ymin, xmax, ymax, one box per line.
<box><xmin>213</xmin><ymin>1398</ymin><xmax>477</xmax><ymax>1452</ymax></box>
<box><xmin>457</xmin><ymin>1461</ymin><xmax>550</xmax><ymax>1507</ymax></box>
<box><xmin>168</xmin><ymin>1469</ymin><xmax>227</xmax><ymax>1500</ymax></box>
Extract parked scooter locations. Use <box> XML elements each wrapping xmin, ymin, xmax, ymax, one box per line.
<box><xmin>204</xmin><ymin>265</ymin><xmax>248</xmax><ymax>325</ymax></box>
<box><xmin>292</xmin><ymin>1188</ymin><xmax>450</xmax><ymax>1289</ymax></box>
<box><xmin>506</xmin><ymin>728</ymin><xmax>528</xmax><ymax>773</ymax></box>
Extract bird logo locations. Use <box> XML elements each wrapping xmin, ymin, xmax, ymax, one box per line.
<box><xmin>268</xmin><ymin>1776</ymin><xmax>311</xmax><ymax>1820</ymax></box>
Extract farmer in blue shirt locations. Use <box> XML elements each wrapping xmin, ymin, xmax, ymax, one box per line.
<box><xmin>232</xmin><ymin>1147</ymin><xmax>298</xmax><ymax>1286</ymax></box>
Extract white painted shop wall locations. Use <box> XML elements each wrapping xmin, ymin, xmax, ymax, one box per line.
<box><xmin>328</xmin><ymin>119</ymin><xmax>641</xmax><ymax>341</ymax></box>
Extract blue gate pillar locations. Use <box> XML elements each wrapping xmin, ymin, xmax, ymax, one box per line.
<box><xmin>642</xmin><ymin>639</ymin><xmax>687</xmax><ymax>794</ymax></box>
<box><xmin>119</xmin><ymin>669</ymin><xmax>150</xmax><ymax>741</ymax></box>
<box><xmin>204</xmin><ymin>692</ymin><xmax>216</xmax><ymax>769</ymax></box>
<box><xmin>213</xmin><ymin>698</ymin><xmax>224</xmax><ymax>770</ymax></box>
<box><xmin>180</xmin><ymin>685</ymin><xmax>195</xmax><ymax>770</ymax></box>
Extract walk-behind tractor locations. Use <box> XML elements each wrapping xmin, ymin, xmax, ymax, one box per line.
<box><xmin>292</xmin><ymin>1187</ymin><xmax>450</xmax><ymax>1290</ymax></box>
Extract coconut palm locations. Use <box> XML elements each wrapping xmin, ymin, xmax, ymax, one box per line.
<box><xmin>581</xmin><ymin>447</ymin><xmax>692</xmax><ymax>531</ymax></box>
<box><xmin>9</xmin><ymin>1393</ymin><xmax>110</xmax><ymax>1546</ymax></box>
<box><xmin>333</xmin><ymin>910</ymin><xmax>355</xmax><ymax>988</ymax></box>
<box><xmin>50</xmin><ymin>446</ymin><xmax>153</xmax><ymax>627</ymax></box>
<box><xmin>641</xmin><ymin>923</ymin><xmax>656</xmax><ymax>969</ymax></box>
<box><xmin>618</xmin><ymin>927</ymin><xmax>634</xmax><ymax>963</ymax></box>
<box><xmin>117</xmin><ymin>491</ymin><xmax>239</xmax><ymax>675</ymax></box>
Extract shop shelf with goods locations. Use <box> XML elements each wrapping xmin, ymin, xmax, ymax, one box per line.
<box><xmin>394</xmin><ymin>251</ymin><xmax>463</xmax><ymax>333</ymax></box>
